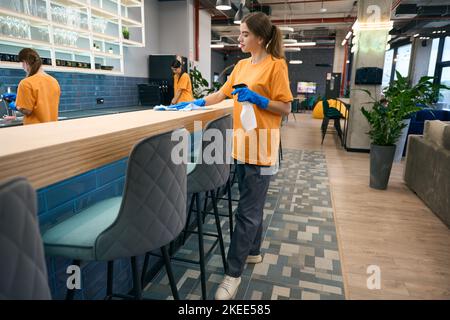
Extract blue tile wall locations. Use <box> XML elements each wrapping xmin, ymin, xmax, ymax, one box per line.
<box><xmin>0</xmin><ymin>68</ymin><xmax>147</xmax><ymax>112</ymax></box>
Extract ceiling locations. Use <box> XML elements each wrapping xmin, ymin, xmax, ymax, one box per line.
<box><xmin>203</xmin><ymin>0</ymin><xmax>450</xmax><ymax>51</ymax></box>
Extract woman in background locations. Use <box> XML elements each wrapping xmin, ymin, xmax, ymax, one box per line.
<box><xmin>170</xmin><ymin>59</ymin><xmax>194</xmax><ymax>105</ymax></box>
<box><xmin>14</xmin><ymin>48</ymin><xmax>60</xmax><ymax>125</ymax></box>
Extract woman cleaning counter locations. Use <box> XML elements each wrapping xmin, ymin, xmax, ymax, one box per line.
<box><xmin>12</xmin><ymin>48</ymin><xmax>61</xmax><ymax>125</ymax></box>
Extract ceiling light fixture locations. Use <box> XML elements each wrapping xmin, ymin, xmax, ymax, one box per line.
<box><xmin>345</xmin><ymin>31</ymin><xmax>352</xmax><ymax>40</ymax></box>
<box><xmin>284</xmin><ymin>42</ymin><xmax>316</xmax><ymax>47</ymax></box>
<box><xmin>210</xmin><ymin>43</ymin><xmax>225</xmax><ymax>48</ymax></box>
<box><xmin>319</xmin><ymin>1</ymin><xmax>327</xmax><ymax>13</ymax></box>
<box><xmin>216</xmin><ymin>0</ymin><xmax>231</xmax><ymax>11</ymax></box>
<box><xmin>341</xmin><ymin>39</ymin><xmax>346</xmax><ymax>46</ymax></box>
<box><xmin>279</xmin><ymin>26</ymin><xmax>294</xmax><ymax>33</ymax></box>
<box><xmin>289</xmin><ymin>60</ymin><xmax>303</xmax><ymax>64</ymax></box>
<box><xmin>283</xmin><ymin>39</ymin><xmax>298</xmax><ymax>44</ymax></box>
<box><xmin>234</xmin><ymin>0</ymin><xmax>245</xmax><ymax>25</ymax></box>
<box><xmin>284</xmin><ymin>47</ymin><xmax>301</xmax><ymax>52</ymax></box>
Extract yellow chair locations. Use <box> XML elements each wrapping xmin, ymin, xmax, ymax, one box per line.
<box><xmin>312</xmin><ymin>99</ymin><xmax>348</xmax><ymax>119</ymax></box>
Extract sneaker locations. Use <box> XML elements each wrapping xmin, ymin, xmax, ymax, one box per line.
<box><xmin>246</xmin><ymin>254</ymin><xmax>263</xmax><ymax>264</ymax></box>
<box><xmin>215</xmin><ymin>275</ymin><xmax>241</xmax><ymax>300</ymax></box>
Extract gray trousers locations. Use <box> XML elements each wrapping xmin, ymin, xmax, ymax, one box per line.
<box><xmin>226</xmin><ymin>163</ymin><xmax>272</xmax><ymax>277</ymax></box>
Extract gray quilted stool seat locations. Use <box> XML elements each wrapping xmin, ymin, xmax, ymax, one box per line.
<box><xmin>42</xmin><ymin>129</ymin><xmax>187</xmax><ymax>300</ymax></box>
<box><xmin>0</xmin><ymin>177</ymin><xmax>51</xmax><ymax>300</ymax></box>
<box><xmin>174</xmin><ymin>114</ymin><xmax>232</xmax><ymax>300</ymax></box>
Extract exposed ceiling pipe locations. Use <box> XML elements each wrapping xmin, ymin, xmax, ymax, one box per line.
<box><xmin>249</xmin><ymin>0</ymin><xmax>348</xmax><ymax>5</ymax></box>
<box><xmin>195</xmin><ymin>0</ymin><xmax>200</xmax><ymax>61</ymax></box>
<box><xmin>270</xmin><ymin>16</ymin><xmax>356</xmax><ymax>24</ymax></box>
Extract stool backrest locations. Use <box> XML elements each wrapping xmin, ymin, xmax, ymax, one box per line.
<box><xmin>0</xmin><ymin>177</ymin><xmax>51</xmax><ymax>300</ymax></box>
<box><xmin>188</xmin><ymin>114</ymin><xmax>232</xmax><ymax>194</ymax></box>
<box><xmin>96</xmin><ymin>129</ymin><xmax>188</xmax><ymax>260</ymax></box>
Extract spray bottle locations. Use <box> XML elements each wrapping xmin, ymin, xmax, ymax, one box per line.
<box><xmin>232</xmin><ymin>83</ymin><xmax>257</xmax><ymax>132</ymax></box>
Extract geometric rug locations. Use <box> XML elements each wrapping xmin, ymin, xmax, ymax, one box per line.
<box><xmin>143</xmin><ymin>149</ymin><xmax>345</xmax><ymax>300</ymax></box>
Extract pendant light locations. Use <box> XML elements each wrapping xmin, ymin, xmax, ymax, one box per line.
<box><xmin>216</xmin><ymin>0</ymin><xmax>232</xmax><ymax>11</ymax></box>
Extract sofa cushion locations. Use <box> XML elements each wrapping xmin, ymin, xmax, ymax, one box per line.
<box><xmin>424</xmin><ymin>120</ymin><xmax>450</xmax><ymax>149</ymax></box>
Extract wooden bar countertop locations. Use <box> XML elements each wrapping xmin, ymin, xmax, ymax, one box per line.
<box><xmin>0</xmin><ymin>100</ymin><xmax>234</xmax><ymax>189</ymax></box>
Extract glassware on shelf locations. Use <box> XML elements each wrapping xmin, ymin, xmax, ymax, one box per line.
<box><xmin>92</xmin><ymin>17</ymin><xmax>107</xmax><ymax>34</ymax></box>
<box><xmin>80</xmin><ymin>17</ymin><xmax>88</xmax><ymax>30</ymax></box>
<box><xmin>66</xmin><ymin>8</ymin><xmax>81</xmax><ymax>29</ymax></box>
<box><xmin>53</xmin><ymin>28</ymin><xmax>78</xmax><ymax>47</ymax></box>
<box><xmin>38</xmin><ymin>5</ymin><xmax>47</xmax><ymax>19</ymax></box>
<box><xmin>0</xmin><ymin>16</ymin><xmax>30</xmax><ymax>39</ymax></box>
<box><xmin>37</xmin><ymin>27</ymin><xmax>49</xmax><ymax>42</ymax></box>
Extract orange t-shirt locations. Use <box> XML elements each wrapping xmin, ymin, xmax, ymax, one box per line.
<box><xmin>174</xmin><ymin>73</ymin><xmax>194</xmax><ymax>103</ymax></box>
<box><xmin>16</xmin><ymin>73</ymin><xmax>61</xmax><ymax>125</ymax></box>
<box><xmin>220</xmin><ymin>55</ymin><xmax>293</xmax><ymax>166</ymax></box>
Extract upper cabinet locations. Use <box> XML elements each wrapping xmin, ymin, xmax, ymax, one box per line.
<box><xmin>0</xmin><ymin>0</ymin><xmax>145</xmax><ymax>74</ymax></box>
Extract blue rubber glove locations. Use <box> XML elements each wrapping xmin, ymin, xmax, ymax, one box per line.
<box><xmin>2</xmin><ymin>92</ymin><xmax>17</xmax><ymax>102</ymax></box>
<box><xmin>8</xmin><ymin>101</ymin><xmax>17</xmax><ymax>111</ymax></box>
<box><xmin>171</xmin><ymin>98</ymin><xmax>205</xmax><ymax>110</ymax></box>
<box><xmin>231</xmin><ymin>87</ymin><xmax>269</xmax><ymax>110</ymax></box>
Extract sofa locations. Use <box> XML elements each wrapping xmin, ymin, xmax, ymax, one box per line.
<box><xmin>403</xmin><ymin>108</ymin><xmax>450</xmax><ymax>156</ymax></box>
<box><xmin>404</xmin><ymin>120</ymin><xmax>450</xmax><ymax>228</ymax></box>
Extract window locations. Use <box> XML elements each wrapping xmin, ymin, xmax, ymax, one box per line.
<box><xmin>382</xmin><ymin>49</ymin><xmax>394</xmax><ymax>88</ymax></box>
<box><xmin>442</xmin><ymin>36</ymin><xmax>450</xmax><ymax>62</ymax></box>
<box><xmin>394</xmin><ymin>44</ymin><xmax>412</xmax><ymax>79</ymax></box>
<box><xmin>439</xmin><ymin>66</ymin><xmax>450</xmax><ymax>108</ymax></box>
<box><xmin>428</xmin><ymin>38</ymin><xmax>440</xmax><ymax>77</ymax></box>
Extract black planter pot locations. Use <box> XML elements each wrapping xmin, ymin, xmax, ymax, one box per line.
<box><xmin>369</xmin><ymin>144</ymin><xmax>396</xmax><ymax>190</ymax></box>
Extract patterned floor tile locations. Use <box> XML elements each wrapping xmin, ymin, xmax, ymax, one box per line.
<box><xmin>143</xmin><ymin>149</ymin><xmax>345</xmax><ymax>300</ymax></box>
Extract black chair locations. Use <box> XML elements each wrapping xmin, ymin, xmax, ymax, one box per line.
<box><xmin>321</xmin><ymin>98</ymin><xmax>344</xmax><ymax>145</ymax></box>
<box><xmin>43</xmin><ymin>129</ymin><xmax>187</xmax><ymax>300</ymax></box>
<box><xmin>173</xmin><ymin>114</ymin><xmax>232</xmax><ymax>300</ymax></box>
<box><xmin>0</xmin><ymin>177</ymin><xmax>52</xmax><ymax>300</ymax></box>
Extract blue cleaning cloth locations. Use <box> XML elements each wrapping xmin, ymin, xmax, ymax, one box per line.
<box><xmin>154</xmin><ymin>103</ymin><xmax>206</xmax><ymax>111</ymax></box>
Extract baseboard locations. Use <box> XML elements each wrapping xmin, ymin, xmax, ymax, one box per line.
<box><xmin>345</xmin><ymin>147</ymin><xmax>370</xmax><ymax>153</ymax></box>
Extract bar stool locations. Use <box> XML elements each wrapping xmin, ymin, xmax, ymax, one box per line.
<box><xmin>42</xmin><ymin>129</ymin><xmax>187</xmax><ymax>300</ymax></box>
<box><xmin>177</xmin><ymin>114</ymin><xmax>232</xmax><ymax>300</ymax></box>
<box><xmin>0</xmin><ymin>177</ymin><xmax>51</xmax><ymax>300</ymax></box>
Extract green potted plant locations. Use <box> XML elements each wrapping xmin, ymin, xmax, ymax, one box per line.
<box><xmin>189</xmin><ymin>67</ymin><xmax>210</xmax><ymax>99</ymax></box>
<box><xmin>360</xmin><ymin>71</ymin><xmax>449</xmax><ymax>189</ymax></box>
<box><xmin>122</xmin><ymin>27</ymin><xmax>129</xmax><ymax>40</ymax></box>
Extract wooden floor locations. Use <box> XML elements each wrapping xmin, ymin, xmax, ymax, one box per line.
<box><xmin>281</xmin><ymin>112</ymin><xmax>450</xmax><ymax>300</ymax></box>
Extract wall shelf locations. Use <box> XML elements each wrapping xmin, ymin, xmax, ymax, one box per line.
<box><xmin>121</xmin><ymin>0</ymin><xmax>142</xmax><ymax>7</ymax></box>
<box><xmin>0</xmin><ymin>0</ymin><xmax>145</xmax><ymax>75</ymax></box>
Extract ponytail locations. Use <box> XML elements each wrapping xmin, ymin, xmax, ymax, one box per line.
<box><xmin>266</xmin><ymin>25</ymin><xmax>284</xmax><ymax>59</ymax></box>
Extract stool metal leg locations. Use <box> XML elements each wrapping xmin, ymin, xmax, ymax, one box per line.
<box><xmin>161</xmin><ymin>245</ymin><xmax>179</xmax><ymax>300</ymax></box>
<box><xmin>106</xmin><ymin>260</ymin><xmax>114</xmax><ymax>299</ymax></box>
<box><xmin>195</xmin><ymin>192</ymin><xmax>207</xmax><ymax>300</ymax></box>
<box><xmin>202</xmin><ymin>191</ymin><xmax>209</xmax><ymax>224</ymax></box>
<box><xmin>182</xmin><ymin>193</ymin><xmax>196</xmax><ymax>245</ymax></box>
<box><xmin>141</xmin><ymin>252</ymin><xmax>150</xmax><ymax>287</ymax></box>
<box><xmin>211</xmin><ymin>190</ymin><xmax>228</xmax><ymax>274</ymax></box>
<box><xmin>131</xmin><ymin>256</ymin><xmax>142</xmax><ymax>300</ymax></box>
<box><xmin>321</xmin><ymin>117</ymin><xmax>330</xmax><ymax>144</ymax></box>
<box><xmin>65</xmin><ymin>259</ymin><xmax>81</xmax><ymax>300</ymax></box>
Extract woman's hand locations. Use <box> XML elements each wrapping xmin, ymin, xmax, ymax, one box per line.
<box><xmin>171</xmin><ymin>98</ymin><xmax>177</xmax><ymax>105</ymax></box>
<box><xmin>231</xmin><ymin>87</ymin><xmax>269</xmax><ymax>109</ymax></box>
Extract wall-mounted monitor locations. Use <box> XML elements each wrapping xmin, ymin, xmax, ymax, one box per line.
<box><xmin>297</xmin><ymin>82</ymin><xmax>317</xmax><ymax>94</ymax></box>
